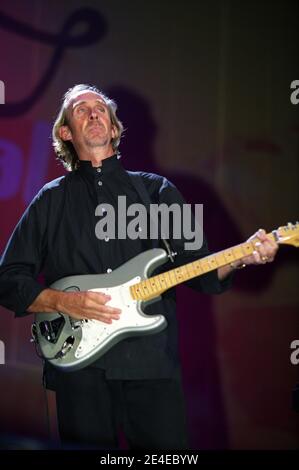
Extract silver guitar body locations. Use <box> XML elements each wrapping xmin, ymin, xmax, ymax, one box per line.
<box><xmin>34</xmin><ymin>249</ymin><xmax>168</xmax><ymax>371</ymax></box>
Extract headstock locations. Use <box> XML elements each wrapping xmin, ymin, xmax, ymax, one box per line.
<box><xmin>271</xmin><ymin>222</ymin><xmax>299</xmax><ymax>247</ymax></box>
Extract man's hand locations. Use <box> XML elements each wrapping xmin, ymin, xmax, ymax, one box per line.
<box><xmin>239</xmin><ymin>228</ymin><xmax>279</xmax><ymax>266</ymax></box>
<box><xmin>28</xmin><ymin>289</ymin><xmax>121</xmax><ymax>324</ymax></box>
<box><xmin>56</xmin><ymin>291</ymin><xmax>121</xmax><ymax>324</ymax></box>
<box><xmin>218</xmin><ymin>228</ymin><xmax>279</xmax><ymax>280</ymax></box>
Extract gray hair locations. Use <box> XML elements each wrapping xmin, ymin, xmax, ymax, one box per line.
<box><xmin>52</xmin><ymin>84</ymin><xmax>124</xmax><ymax>171</ymax></box>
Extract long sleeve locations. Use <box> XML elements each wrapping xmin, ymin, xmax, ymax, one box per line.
<box><xmin>0</xmin><ymin>188</ymin><xmax>48</xmax><ymax>316</ymax></box>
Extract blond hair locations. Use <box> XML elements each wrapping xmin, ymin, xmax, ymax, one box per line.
<box><xmin>52</xmin><ymin>84</ymin><xmax>124</xmax><ymax>171</ymax></box>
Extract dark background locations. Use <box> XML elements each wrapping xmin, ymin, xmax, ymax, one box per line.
<box><xmin>0</xmin><ymin>0</ymin><xmax>298</xmax><ymax>449</ymax></box>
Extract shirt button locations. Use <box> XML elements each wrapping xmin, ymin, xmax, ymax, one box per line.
<box><xmin>107</xmin><ymin>268</ymin><xmax>112</xmax><ymax>273</ymax></box>
<box><xmin>98</xmin><ymin>181</ymin><xmax>102</xmax><ymax>186</ymax></box>
<box><xmin>104</xmin><ymin>236</ymin><xmax>109</xmax><ymax>242</ymax></box>
<box><xmin>96</xmin><ymin>168</ymin><xmax>102</xmax><ymax>173</ymax></box>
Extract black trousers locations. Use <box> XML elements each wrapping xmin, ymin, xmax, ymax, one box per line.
<box><xmin>54</xmin><ymin>367</ymin><xmax>189</xmax><ymax>450</ymax></box>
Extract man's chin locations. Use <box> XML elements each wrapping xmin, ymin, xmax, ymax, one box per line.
<box><xmin>85</xmin><ymin>138</ymin><xmax>108</xmax><ymax>148</ymax></box>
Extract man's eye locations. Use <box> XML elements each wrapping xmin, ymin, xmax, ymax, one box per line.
<box><xmin>96</xmin><ymin>106</ymin><xmax>105</xmax><ymax>113</ymax></box>
<box><xmin>76</xmin><ymin>107</ymin><xmax>87</xmax><ymax>114</ymax></box>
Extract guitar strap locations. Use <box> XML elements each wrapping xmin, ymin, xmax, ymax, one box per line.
<box><xmin>127</xmin><ymin>171</ymin><xmax>176</xmax><ymax>262</ymax></box>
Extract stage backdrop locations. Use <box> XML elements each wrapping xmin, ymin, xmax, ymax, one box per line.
<box><xmin>0</xmin><ymin>0</ymin><xmax>298</xmax><ymax>449</ymax></box>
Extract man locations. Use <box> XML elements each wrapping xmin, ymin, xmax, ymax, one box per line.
<box><xmin>0</xmin><ymin>84</ymin><xmax>278</xmax><ymax>449</ymax></box>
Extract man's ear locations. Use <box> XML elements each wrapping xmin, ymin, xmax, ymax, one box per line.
<box><xmin>111</xmin><ymin>125</ymin><xmax>117</xmax><ymax>139</ymax></box>
<box><xmin>59</xmin><ymin>125</ymin><xmax>72</xmax><ymax>142</ymax></box>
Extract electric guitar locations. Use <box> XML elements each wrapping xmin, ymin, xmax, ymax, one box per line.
<box><xmin>32</xmin><ymin>223</ymin><xmax>299</xmax><ymax>371</ymax></box>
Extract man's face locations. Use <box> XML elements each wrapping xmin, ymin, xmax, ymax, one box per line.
<box><xmin>60</xmin><ymin>91</ymin><xmax>116</xmax><ymax>156</ymax></box>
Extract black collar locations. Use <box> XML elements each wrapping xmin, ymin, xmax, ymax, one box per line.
<box><xmin>77</xmin><ymin>154</ymin><xmax>123</xmax><ymax>175</ymax></box>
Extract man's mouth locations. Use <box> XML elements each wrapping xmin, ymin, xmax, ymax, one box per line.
<box><xmin>87</xmin><ymin>125</ymin><xmax>104</xmax><ymax>133</ymax></box>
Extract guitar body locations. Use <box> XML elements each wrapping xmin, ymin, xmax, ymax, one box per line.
<box><xmin>34</xmin><ymin>248</ymin><xmax>168</xmax><ymax>371</ymax></box>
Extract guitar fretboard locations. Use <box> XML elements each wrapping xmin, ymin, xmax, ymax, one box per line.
<box><xmin>130</xmin><ymin>233</ymin><xmax>277</xmax><ymax>301</ymax></box>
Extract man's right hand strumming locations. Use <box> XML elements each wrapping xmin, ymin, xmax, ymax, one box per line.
<box><xmin>28</xmin><ymin>289</ymin><xmax>121</xmax><ymax>324</ymax></box>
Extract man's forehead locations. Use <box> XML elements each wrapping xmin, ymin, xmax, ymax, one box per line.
<box><xmin>68</xmin><ymin>91</ymin><xmax>107</xmax><ymax>108</ymax></box>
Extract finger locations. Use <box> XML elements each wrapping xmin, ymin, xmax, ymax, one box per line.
<box><xmin>247</xmin><ymin>228</ymin><xmax>266</xmax><ymax>243</ymax></box>
<box><xmin>74</xmin><ymin>302</ymin><xmax>121</xmax><ymax>322</ymax></box>
<box><xmin>84</xmin><ymin>306</ymin><xmax>121</xmax><ymax>321</ymax></box>
<box><xmin>252</xmin><ymin>250</ymin><xmax>261</xmax><ymax>264</ymax></box>
<box><xmin>264</xmin><ymin>242</ymin><xmax>278</xmax><ymax>261</ymax></box>
<box><xmin>254</xmin><ymin>241</ymin><xmax>267</xmax><ymax>257</ymax></box>
<box><xmin>85</xmin><ymin>310</ymin><xmax>121</xmax><ymax>323</ymax></box>
<box><xmin>256</xmin><ymin>228</ymin><xmax>267</xmax><ymax>241</ymax></box>
<box><xmin>261</xmin><ymin>237</ymin><xmax>278</xmax><ymax>252</ymax></box>
<box><xmin>257</xmin><ymin>239</ymin><xmax>278</xmax><ymax>261</ymax></box>
<box><xmin>87</xmin><ymin>291</ymin><xmax>111</xmax><ymax>303</ymax></box>
<box><xmin>92</xmin><ymin>315</ymin><xmax>113</xmax><ymax>324</ymax></box>
<box><xmin>92</xmin><ymin>295</ymin><xmax>122</xmax><ymax>315</ymax></box>
<box><xmin>83</xmin><ymin>292</ymin><xmax>115</xmax><ymax>311</ymax></box>
<box><xmin>96</xmin><ymin>312</ymin><xmax>120</xmax><ymax>323</ymax></box>
<box><xmin>256</xmin><ymin>230</ymin><xmax>279</xmax><ymax>254</ymax></box>
<box><xmin>241</xmin><ymin>255</ymin><xmax>251</xmax><ymax>264</ymax></box>
<box><xmin>98</xmin><ymin>304</ymin><xmax>122</xmax><ymax>315</ymax></box>
<box><xmin>255</xmin><ymin>242</ymin><xmax>268</xmax><ymax>264</ymax></box>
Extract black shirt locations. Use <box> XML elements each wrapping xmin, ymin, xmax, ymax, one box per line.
<box><xmin>0</xmin><ymin>155</ymin><xmax>231</xmax><ymax>380</ymax></box>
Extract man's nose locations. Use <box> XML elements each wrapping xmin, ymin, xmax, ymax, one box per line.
<box><xmin>89</xmin><ymin>109</ymin><xmax>99</xmax><ymax>120</ymax></box>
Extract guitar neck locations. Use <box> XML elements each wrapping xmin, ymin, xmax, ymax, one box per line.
<box><xmin>130</xmin><ymin>232</ymin><xmax>277</xmax><ymax>301</ymax></box>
